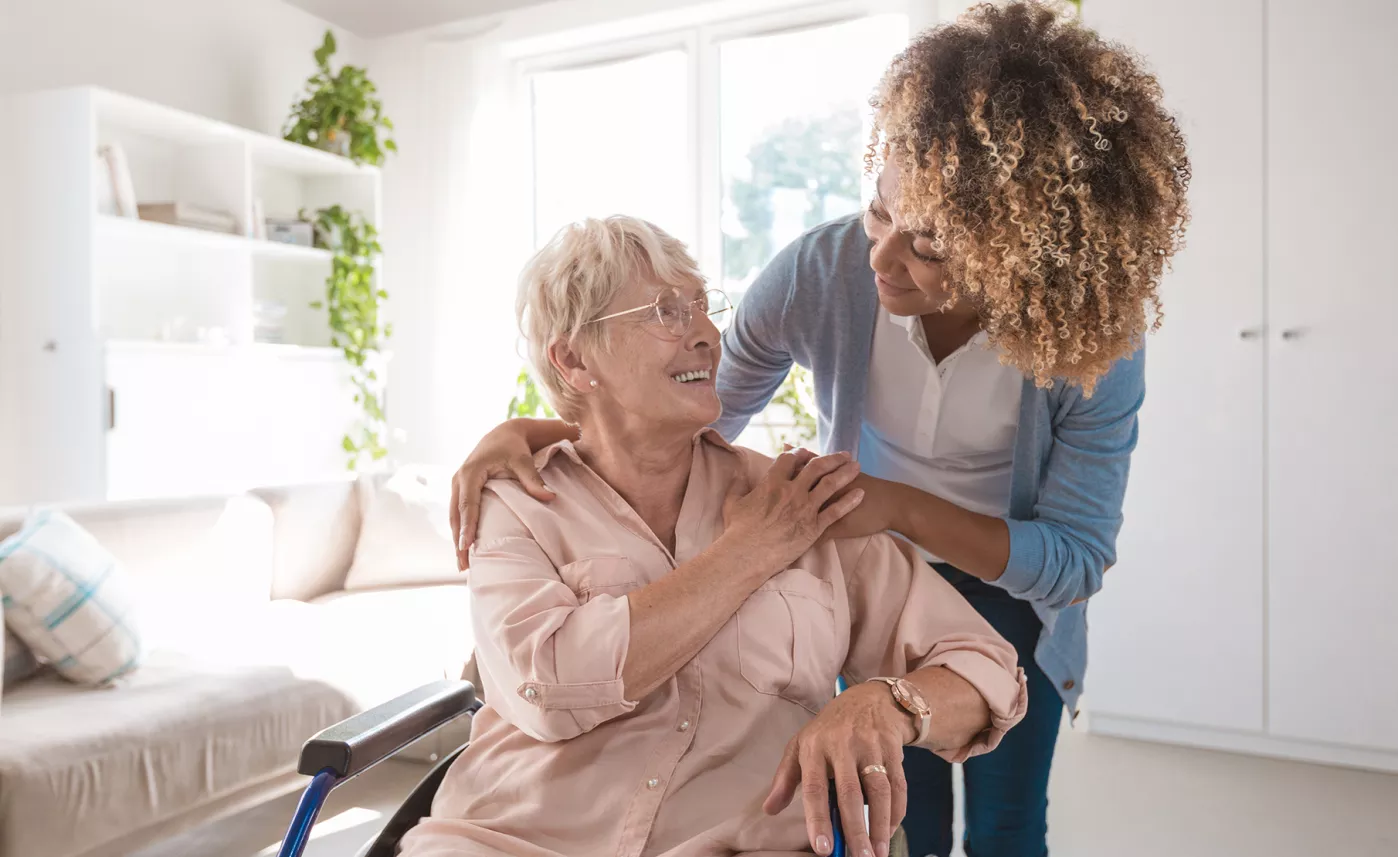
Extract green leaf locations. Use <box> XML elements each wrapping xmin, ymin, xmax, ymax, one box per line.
<box><xmin>384</xmin><ymin>139</ymin><xmax>398</xmax><ymax>153</ymax></box>
<box><xmin>341</xmin><ymin>434</ymin><xmax>355</xmax><ymax>453</ymax></box>
<box><xmin>309</xmin><ymin>300</ymin><xmax>324</xmax><ymax>309</ymax></box>
<box><xmin>314</xmin><ymin>30</ymin><xmax>336</xmax><ymax>67</ymax></box>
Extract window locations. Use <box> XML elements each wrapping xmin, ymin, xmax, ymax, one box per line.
<box><xmin>719</xmin><ymin>14</ymin><xmax>910</xmax><ymax>299</ymax></box>
<box><xmin>518</xmin><ymin>3</ymin><xmax>912</xmax><ymax>452</ymax></box>
<box><xmin>531</xmin><ymin>50</ymin><xmax>693</xmax><ymax>248</ymax></box>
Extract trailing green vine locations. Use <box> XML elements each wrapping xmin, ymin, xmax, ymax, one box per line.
<box><xmin>307</xmin><ymin>205</ymin><xmax>391</xmax><ymax>469</ymax></box>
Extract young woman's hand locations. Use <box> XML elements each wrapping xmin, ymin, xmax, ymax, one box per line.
<box><xmin>818</xmin><ymin>473</ymin><xmax>902</xmax><ymax>543</ymax></box>
<box><xmin>720</xmin><ymin>449</ymin><xmax>864</xmax><ymax>571</ymax></box>
<box><xmin>450</xmin><ymin>420</ymin><xmax>558</xmax><ymax>570</ymax></box>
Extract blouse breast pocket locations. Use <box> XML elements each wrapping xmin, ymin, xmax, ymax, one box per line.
<box><xmin>735</xmin><ymin>567</ymin><xmax>842</xmax><ymax>714</ymax></box>
<box><xmin>557</xmin><ymin>556</ymin><xmax>640</xmax><ymax>603</ymax></box>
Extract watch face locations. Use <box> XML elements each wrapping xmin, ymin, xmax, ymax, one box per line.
<box><xmin>893</xmin><ymin>680</ymin><xmax>931</xmax><ymax>716</ymax></box>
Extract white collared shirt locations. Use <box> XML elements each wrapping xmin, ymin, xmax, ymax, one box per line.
<box><xmin>858</xmin><ymin>311</ymin><xmax>1023</xmax><ymax>561</ymax></box>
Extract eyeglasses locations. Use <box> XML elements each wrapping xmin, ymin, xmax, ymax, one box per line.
<box><xmin>586</xmin><ymin>287</ymin><xmax>733</xmax><ymax>339</ymax></box>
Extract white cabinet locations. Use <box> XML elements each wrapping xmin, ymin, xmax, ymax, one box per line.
<box><xmin>1084</xmin><ymin>0</ymin><xmax>1267</xmax><ymax>734</ymax></box>
<box><xmin>1084</xmin><ymin>0</ymin><xmax>1398</xmax><ymax>771</ymax></box>
<box><xmin>1265</xmin><ymin>0</ymin><xmax>1398</xmax><ymax>753</ymax></box>
<box><xmin>104</xmin><ymin>344</ymin><xmax>357</xmax><ymax>500</ymax></box>
<box><xmin>0</xmin><ymin>88</ymin><xmax>382</xmax><ymax>506</ymax></box>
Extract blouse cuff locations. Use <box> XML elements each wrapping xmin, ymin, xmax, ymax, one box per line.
<box><xmin>919</xmin><ymin>650</ymin><xmax>1030</xmax><ymax>763</ymax></box>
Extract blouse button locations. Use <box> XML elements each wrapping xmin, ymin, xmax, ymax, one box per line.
<box><xmin>1062</xmin><ymin>680</ymin><xmax>1076</xmax><ymax>691</ymax></box>
<box><xmin>523</xmin><ymin>686</ymin><xmax>538</xmax><ymax>700</ymax></box>
<box><xmin>678</xmin><ymin>720</ymin><xmax>691</xmax><ymax>732</ymax></box>
<box><xmin>647</xmin><ymin>778</ymin><xmax>660</xmax><ymax>790</ymax></box>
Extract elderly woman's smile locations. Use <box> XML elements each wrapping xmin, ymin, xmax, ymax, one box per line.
<box><xmin>548</xmin><ymin>266</ymin><xmax>731</xmax><ymax>438</ymax></box>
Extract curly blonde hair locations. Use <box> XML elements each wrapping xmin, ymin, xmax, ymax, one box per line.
<box><xmin>871</xmin><ymin>1</ymin><xmax>1191</xmax><ymax>392</ymax></box>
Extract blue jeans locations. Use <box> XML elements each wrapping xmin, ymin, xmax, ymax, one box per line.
<box><xmin>900</xmin><ymin>565</ymin><xmax>1063</xmax><ymax>857</ymax></box>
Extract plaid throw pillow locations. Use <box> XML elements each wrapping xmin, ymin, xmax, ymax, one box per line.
<box><xmin>0</xmin><ymin>510</ymin><xmax>142</xmax><ymax>686</ymax></box>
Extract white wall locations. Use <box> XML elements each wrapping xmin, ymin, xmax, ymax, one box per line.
<box><xmin>0</xmin><ymin>0</ymin><xmax>366</xmax><ymax>139</ymax></box>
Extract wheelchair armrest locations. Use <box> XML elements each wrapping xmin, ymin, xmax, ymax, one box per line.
<box><xmin>297</xmin><ymin>680</ymin><xmax>480</xmax><ymax>779</ymax></box>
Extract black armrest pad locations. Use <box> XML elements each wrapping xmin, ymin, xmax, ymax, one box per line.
<box><xmin>298</xmin><ymin>680</ymin><xmax>479</xmax><ymax>778</ymax></box>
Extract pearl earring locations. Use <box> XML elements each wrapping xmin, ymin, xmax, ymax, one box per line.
<box><xmin>589</xmin><ymin>380</ymin><xmax>598</xmax><ymax>389</ymax></box>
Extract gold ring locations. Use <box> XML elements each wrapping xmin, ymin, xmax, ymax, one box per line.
<box><xmin>860</xmin><ymin>764</ymin><xmax>888</xmax><ymax>777</ymax></box>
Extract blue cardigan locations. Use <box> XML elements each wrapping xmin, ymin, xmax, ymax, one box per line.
<box><xmin>712</xmin><ymin>215</ymin><xmax>1145</xmax><ymax>713</ymax></box>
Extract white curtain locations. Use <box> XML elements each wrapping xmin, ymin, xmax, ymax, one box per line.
<box><xmin>379</xmin><ymin>29</ymin><xmax>534</xmax><ymax>469</ymax></box>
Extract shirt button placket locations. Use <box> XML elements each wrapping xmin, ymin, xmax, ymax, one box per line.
<box><xmin>621</xmin><ymin>668</ymin><xmax>701</xmax><ymax>857</ymax></box>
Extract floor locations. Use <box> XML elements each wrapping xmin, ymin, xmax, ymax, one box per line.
<box><xmin>131</xmin><ymin>760</ymin><xmax>426</xmax><ymax>857</ymax></box>
<box><xmin>135</xmin><ymin>718</ymin><xmax>1398</xmax><ymax>857</ymax></box>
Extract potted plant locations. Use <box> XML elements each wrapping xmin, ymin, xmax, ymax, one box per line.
<box><xmin>283</xmin><ymin>30</ymin><xmax>397</xmax><ymax>166</ymax></box>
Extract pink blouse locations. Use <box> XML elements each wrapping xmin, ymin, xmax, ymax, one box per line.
<box><xmin>400</xmin><ymin>430</ymin><xmax>1027</xmax><ymax>857</ymax></box>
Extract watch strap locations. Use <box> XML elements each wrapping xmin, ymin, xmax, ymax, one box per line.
<box><xmin>868</xmin><ymin>677</ymin><xmax>931</xmax><ymax>746</ymax></box>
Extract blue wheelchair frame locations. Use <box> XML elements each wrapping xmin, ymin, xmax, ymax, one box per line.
<box><xmin>279</xmin><ymin>678</ymin><xmax>857</xmax><ymax>857</ymax></box>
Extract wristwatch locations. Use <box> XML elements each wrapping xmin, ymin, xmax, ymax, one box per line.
<box><xmin>868</xmin><ymin>677</ymin><xmax>932</xmax><ymax>745</ymax></box>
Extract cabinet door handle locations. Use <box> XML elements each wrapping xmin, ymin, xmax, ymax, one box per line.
<box><xmin>107</xmin><ymin>388</ymin><xmax>116</xmax><ymax>431</ymax></box>
<box><xmin>1280</xmin><ymin>328</ymin><xmax>1304</xmax><ymax>341</ymax></box>
<box><xmin>1239</xmin><ymin>328</ymin><xmax>1262</xmax><ymax>340</ymax></box>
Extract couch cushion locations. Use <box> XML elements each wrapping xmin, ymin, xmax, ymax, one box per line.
<box><xmin>0</xmin><ymin>510</ymin><xmax>142</xmax><ymax>685</ymax></box>
<box><xmin>286</xmin><ymin>584</ymin><xmax>474</xmax><ymax>707</ymax></box>
<box><xmin>253</xmin><ymin>480</ymin><xmax>361</xmax><ymax>603</ymax></box>
<box><xmin>343</xmin><ymin>468</ymin><xmax>461</xmax><ymax>591</ymax></box>
<box><xmin>157</xmin><ymin>584</ymin><xmax>474</xmax><ymax>712</ymax></box>
<box><xmin>0</xmin><ymin>649</ymin><xmax>357</xmax><ymax>857</ymax></box>
<box><xmin>2</xmin><ymin>625</ymin><xmax>41</xmax><ymax>691</ymax></box>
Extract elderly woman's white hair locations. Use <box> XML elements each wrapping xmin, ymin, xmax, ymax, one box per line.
<box><xmin>517</xmin><ymin>216</ymin><xmax>706</xmax><ymax>422</ymax></box>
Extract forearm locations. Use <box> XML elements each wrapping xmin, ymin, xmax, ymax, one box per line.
<box><xmin>622</xmin><ymin>537</ymin><xmax>777</xmax><ymax>699</ymax></box>
<box><xmin>901</xmin><ymin>665</ymin><xmax>993</xmax><ymax>751</ymax></box>
<box><xmin>886</xmin><ymin>479</ymin><xmax>1010</xmax><ymax>581</ymax></box>
<box><xmin>512</xmin><ymin>418</ymin><xmax>579</xmax><ymax>451</ymax></box>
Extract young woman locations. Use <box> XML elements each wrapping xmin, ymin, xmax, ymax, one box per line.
<box><xmin>449</xmin><ymin>5</ymin><xmax>1190</xmax><ymax>856</ymax></box>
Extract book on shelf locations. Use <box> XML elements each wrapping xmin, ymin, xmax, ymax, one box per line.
<box><xmin>137</xmin><ymin>202</ymin><xmax>239</xmax><ymax>234</ymax></box>
<box><xmin>265</xmin><ymin>218</ymin><xmax>315</xmax><ymax>247</ymax></box>
<box><xmin>98</xmin><ymin>143</ymin><xmax>138</xmax><ymax>218</ymax></box>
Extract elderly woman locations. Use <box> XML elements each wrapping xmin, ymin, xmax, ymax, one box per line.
<box><xmin>399</xmin><ymin>216</ymin><xmax>1026</xmax><ymax>857</ymax></box>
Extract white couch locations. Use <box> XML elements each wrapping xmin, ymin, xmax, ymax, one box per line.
<box><xmin>0</xmin><ymin>476</ymin><xmax>474</xmax><ymax>857</ymax></box>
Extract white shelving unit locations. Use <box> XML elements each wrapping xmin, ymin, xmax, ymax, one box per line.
<box><xmin>0</xmin><ymin>87</ymin><xmax>383</xmax><ymax>504</ymax></box>
<box><xmin>96</xmin><ymin>215</ymin><xmax>336</xmax><ymax>263</ymax></box>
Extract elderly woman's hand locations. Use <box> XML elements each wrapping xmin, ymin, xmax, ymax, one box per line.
<box><xmin>721</xmin><ymin>450</ymin><xmax>864</xmax><ymax>571</ymax></box>
<box><xmin>762</xmin><ymin>682</ymin><xmax>914</xmax><ymax>857</ymax></box>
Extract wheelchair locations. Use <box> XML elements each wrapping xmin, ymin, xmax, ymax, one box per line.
<box><xmin>275</xmin><ymin>679</ymin><xmax>881</xmax><ymax>857</ymax></box>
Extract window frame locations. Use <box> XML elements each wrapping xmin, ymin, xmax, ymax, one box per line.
<box><xmin>510</xmin><ymin>0</ymin><xmax>914</xmax><ymax>276</ymax></box>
